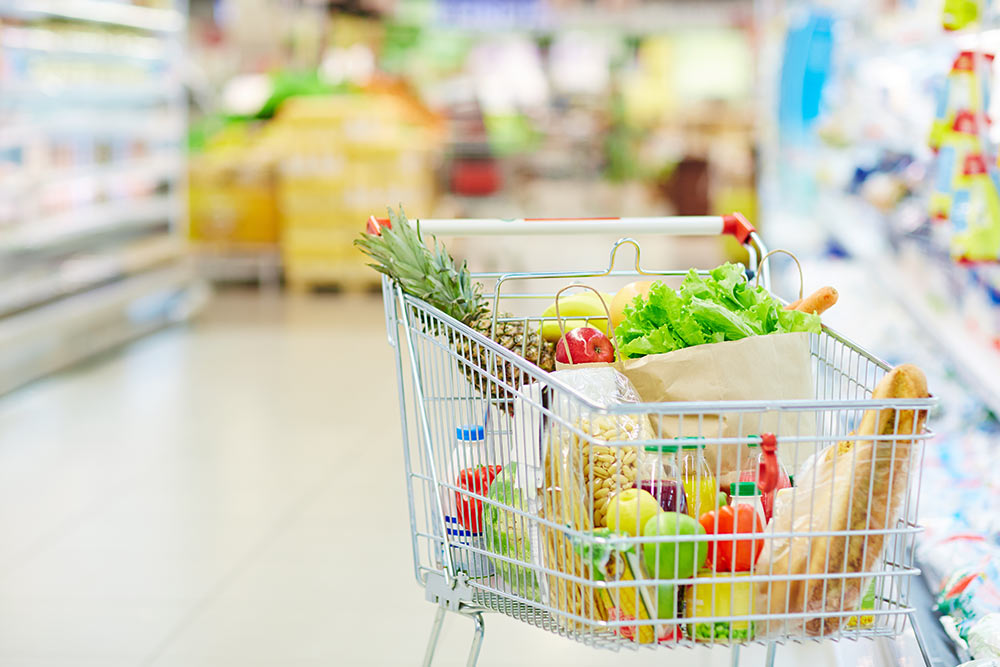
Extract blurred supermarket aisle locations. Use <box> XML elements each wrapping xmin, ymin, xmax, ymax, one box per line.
<box><xmin>0</xmin><ymin>291</ymin><xmax>926</xmax><ymax>667</ymax></box>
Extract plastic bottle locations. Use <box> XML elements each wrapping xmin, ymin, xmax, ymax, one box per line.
<box><xmin>729</xmin><ymin>481</ymin><xmax>767</xmax><ymax>529</ymax></box>
<box><xmin>679</xmin><ymin>439</ymin><xmax>718</xmax><ymax>520</ymax></box>
<box><xmin>438</xmin><ymin>425</ymin><xmax>489</xmax><ymax>519</ymax></box>
<box><xmin>436</xmin><ymin>425</ymin><xmax>494</xmax><ymax>578</ymax></box>
<box><xmin>738</xmin><ymin>434</ymin><xmax>790</xmax><ymax>521</ymax></box>
<box><xmin>637</xmin><ymin>444</ymin><xmax>688</xmax><ymax>514</ymax></box>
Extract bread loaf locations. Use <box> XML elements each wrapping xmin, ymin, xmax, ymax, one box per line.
<box><xmin>756</xmin><ymin>364</ymin><xmax>930</xmax><ymax>636</ymax></box>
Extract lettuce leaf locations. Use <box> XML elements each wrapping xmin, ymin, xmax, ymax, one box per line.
<box><xmin>614</xmin><ymin>262</ymin><xmax>820</xmax><ymax>358</ymax></box>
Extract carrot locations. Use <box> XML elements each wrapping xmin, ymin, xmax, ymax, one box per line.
<box><xmin>793</xmin><ymin>286</ymin><xmax>838</xmax><ymax>315</ymax></box>
<box><xmin>785</xmin><ymin>298</ymin><xmax>803</xmax><ymax>310</ymax></box>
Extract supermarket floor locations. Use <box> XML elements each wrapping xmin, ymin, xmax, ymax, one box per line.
<box><xmin>0</xmin><ymin>291</ymin><xmax>926</xmax><ymax>667</ymax></box>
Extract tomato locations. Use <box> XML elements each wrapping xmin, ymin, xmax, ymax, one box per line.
<box><xmin>455</xmin><ymin>465</ymin><xmax>503</xmax><ymax>532</ymax></box>
<box><xmin>698</xmin><ymin>505</ymin><xmax>764</xmax><ymax>572</ymax></box>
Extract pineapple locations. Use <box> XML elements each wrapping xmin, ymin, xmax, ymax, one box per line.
<box><xmin>355</xmin><ymin>208</ymin><xmax>556</xmax><ymax>401</ymax></box>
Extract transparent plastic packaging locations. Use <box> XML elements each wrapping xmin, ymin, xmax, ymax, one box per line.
<box><xmin>729</xmin><ymin>481</ymin><xmax>767</xmax><ymax>530</ymax></box>
<box><xmin>737</xmin><ymin>438</ymin><xmax>790</xmax><ymax>521</ymax></box>
<box><xmin>679</xmin><ymin>440</ymin><xmax>718</xmax><ymax>520</ymax></box>
<box><xmin>536</xmin><ymin>367</ymin><xmax>657</xmax><ymax>638</ymax></box>
<box><xmin>637</xmin><ymin>444</ymin><xmax>688</xmax><ymax>514</ymax></box>
<box><xmin>755</xmin><ymin>433</ymin><xmax>917</xmax><ymax>637</ymax></box>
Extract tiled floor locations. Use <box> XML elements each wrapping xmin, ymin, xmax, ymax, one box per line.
<box><xmin>0</xmin><ymin>292</ymin><xmax>925</xmax><ymax>666</ymax></box>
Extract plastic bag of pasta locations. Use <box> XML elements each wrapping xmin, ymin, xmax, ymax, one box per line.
<box><xmin>535</xmin><ymin>367</ymin><xmax>656</xmax><ymax>637</ymax></box>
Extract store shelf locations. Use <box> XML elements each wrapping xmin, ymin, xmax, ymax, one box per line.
<box><xmin>547</xmin><ymin>1</ymin><xmax>748</xmax><ymax>32</ymax></box>
<box><xmin>0</xmin><ymin>79</ymin><xmax>182</xmax><ymax>103</ymax></box>
<box><xmin>0</xmin><ymin>0</ymin><xmax>191</xmax><ymax>393</ymax></box>
<box><xmin>911</xmin><ymin>569</ymin><xmax>965</xmax><ymax>666</ymax></box>
<box><xmin>882</xmin><ymin>260</ymin><xmax>1000</xmax><ymax>418</ymax></box>
<box><xmin>0</xmin><ymin>195</ymin><xmax>177</xmax><ymax>254</ymax></box>
<box><xmin>0</xmin><ymin>264</ymin><xmax>205</xmax><ymax>395</ymax></box>
<box><xmin>417</xmin><ymin>1</ymin><xmax>748</xmax><ymax>33</ymax></box>
<box><xmin>0</xmin><ymin>24</ymin><xmax>169</xmax><ymax>61</ymax></box>
<box><xmin>0</xmin><ymin>112</ymin><xmax>184</xmax><ymax>149</ymax></box>
<box><xmin>0</xmin><ymin>0</ymin><xmax>184</xmax><ymax>33</ymax></box>
<box><xmin>0</xmin><ymin>152</ymin><xmax>182</xmax><ymax>196</ymax></box>
<box><xmin>0</xmin><ymin>235</ymin><xmax>183</xmax><ymax>316</ymax></box>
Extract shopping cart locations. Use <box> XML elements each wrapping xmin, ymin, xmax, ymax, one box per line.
<box><xmin>372</xmin><ymin>214</ymin><xmax>937</xmax><ymax>667</ymax></box>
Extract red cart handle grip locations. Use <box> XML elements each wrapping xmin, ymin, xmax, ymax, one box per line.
<box><xmin>722</xmin><ymin>212</ymin><xmax>756</xmax><ymax>245</ymax></box>
<box><xmin>367</xmin><ymin>215</ymin><xmax>390</xmax><ymax>235</ymax></box>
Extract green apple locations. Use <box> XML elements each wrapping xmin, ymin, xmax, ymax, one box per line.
<box><xmin>642</xmin><ymin>511</ymin><xmax>708</xmax><ymax>581</ymax></box>
<box><xmin>604</xmin><ymin>488</ymin><xmax>660</xmax><ymax>537</ymax></box>
<box><xmin>655</xmin><ymin>584</ymin><xmax>678</xmax><ymax>619</ymax></box>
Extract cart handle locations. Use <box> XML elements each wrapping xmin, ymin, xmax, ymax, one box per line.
<box><xmin>366</xmin><ymin>213</ymin><xmax>756</xmax><ymax>245</ymax></box>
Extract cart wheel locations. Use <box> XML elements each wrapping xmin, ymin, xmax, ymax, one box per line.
<box><xmin>421</xmin><ymin>604</ymin><xmax>485</xmax><ymax>667</ymax></box>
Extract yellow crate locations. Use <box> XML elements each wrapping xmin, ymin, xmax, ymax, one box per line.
<box><xmin>281</xmin><ymin>209</ymin><xmax>372</xmax><ymax>232</ymax></box>
<box><xmin>188</xmin><ymin>157</ymin><xmax>279</xmax><ymax>245</ymax></box>
<box><xmin>282</xmin><ymin>228</ymin><xmax>362</xmax><ymax>256</ymax></box>
<box><xmin>283</xmin><ymin>226</ymin><xmax>376</xmax><ymax>290</ymax></box>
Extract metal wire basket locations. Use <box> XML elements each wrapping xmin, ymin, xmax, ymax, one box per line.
<box><xmin>375</xmin><ymin>214</ymin><xmax>936</xmax><ymax>666</ymax></box>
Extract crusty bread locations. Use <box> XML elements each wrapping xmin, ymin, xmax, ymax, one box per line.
<box><xmin>757</xmin><ymin>364</ymin><xmax>930</xmax><ymax>636</ymax></box>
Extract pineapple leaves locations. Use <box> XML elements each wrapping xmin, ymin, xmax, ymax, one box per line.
<box><xmin>353</xmin><ymin>206</ymin><xmax>484</xmax><ymax>323</ymax></box>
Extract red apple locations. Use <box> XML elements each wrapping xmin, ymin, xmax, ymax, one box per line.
<box><xmin>555</xmin><ymin>326</ymin><xmax>615</xmax><ymax>364</ymax></box>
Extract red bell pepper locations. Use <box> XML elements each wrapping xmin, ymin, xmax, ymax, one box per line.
<box><xmin>608</xmin><ymin>608</ymin><xmax>680</xmax><ymax>643</ymax></box>
<box><xmin>455</xmin><ymin>465</ymin><xmax>502</xmax><ymax>532</ymax></box>
<box><xmin>607</xmin><ymin>607</ymin><xmax>637</xmax><ymax>640</ymax></box>
<box><xmin>698</xmin><ymin>505</ymin><xmax>764</xmax><ymax>572</ymax></box>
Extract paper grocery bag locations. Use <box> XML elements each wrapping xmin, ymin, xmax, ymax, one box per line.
<box><xmin>620</xmin><ymin>332</ymin><xmax>815</xmax><ymax>480</ymax></box>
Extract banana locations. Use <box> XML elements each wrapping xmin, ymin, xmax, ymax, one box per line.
<box><xmin>540</xmin><ymin>291</ymin><xmax>614</xmax><ymax>342</ymax></box>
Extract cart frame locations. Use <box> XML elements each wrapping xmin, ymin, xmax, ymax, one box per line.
<box><xmin>374</xmin><ymin>214</ymin><xmax>937</xmax><ymax>667</ymax></box>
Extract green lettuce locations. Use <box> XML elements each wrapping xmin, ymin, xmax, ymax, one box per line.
<box><xmin>615</xmin><ymin>263</ymin><xmax>821</xmax><ymax>359</ymax></box>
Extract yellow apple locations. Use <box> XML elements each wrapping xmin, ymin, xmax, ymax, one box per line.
<box><xmin>604</xmin><ymin>488</ymin><xmax>661</xmax><ymax>536</ymax></box>
<box><xmin>611</xmin><ymin>281</ymin><xmax>658</xmax><ymax>329</ymax></box>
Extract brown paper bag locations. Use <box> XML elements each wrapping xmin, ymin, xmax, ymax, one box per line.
<box><xmin>620</xmin><ymin>332</ymin><xmax>815</xmax><ymax>480</ymax></box>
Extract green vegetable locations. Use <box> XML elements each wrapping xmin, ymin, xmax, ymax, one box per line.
<box><xmin>570</xmin><ymin>528</ymin><xmax>616</xmax><ymax>582</ymax></box>
<box><xmin>483</xmin><ymin>464</ymin><xmax>539</xmax><ymax>600</ymax></box>
<box><xmin>691</xmin><ymin>622</ymin><xmax>752</xmax><ymax>641</ymax></box>
<box><xmin>615</xmin><ymin>263</ymin><xmax>821</xmax><ymax>359</ymax></box>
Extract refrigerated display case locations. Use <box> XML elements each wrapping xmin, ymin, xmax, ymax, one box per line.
<box><xmin>0</xmin><ymin>0</ymin><xmax>203</xmax><ymax>394</ymax></box>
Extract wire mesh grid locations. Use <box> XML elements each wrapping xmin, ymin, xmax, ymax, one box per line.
<box><xmin>383</xmin><ymin>265</ymin><xmax>934</xmax><ymax>652</ymax></box>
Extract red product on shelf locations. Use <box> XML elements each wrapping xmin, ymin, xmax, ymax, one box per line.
<box><xmin>450</xmin><ymin>158</ymin><xmax>501</xmax><ymax>196</ymax></box>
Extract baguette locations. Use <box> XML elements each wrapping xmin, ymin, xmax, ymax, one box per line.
<box><xmin>756</xmin><ymin>364</ymin><xmax>929</xmax><ymax>636</ymax></box>
<box><xmin>786</xmin><ymin>286</ymin><xmax>838</xmax><ymax>315</ymax></box>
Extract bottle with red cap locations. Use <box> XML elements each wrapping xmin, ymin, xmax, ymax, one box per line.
<box><xmin>737</xmin><ymin>433</ymin><xmax>790</xmax><ymax>522</ymax></box>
